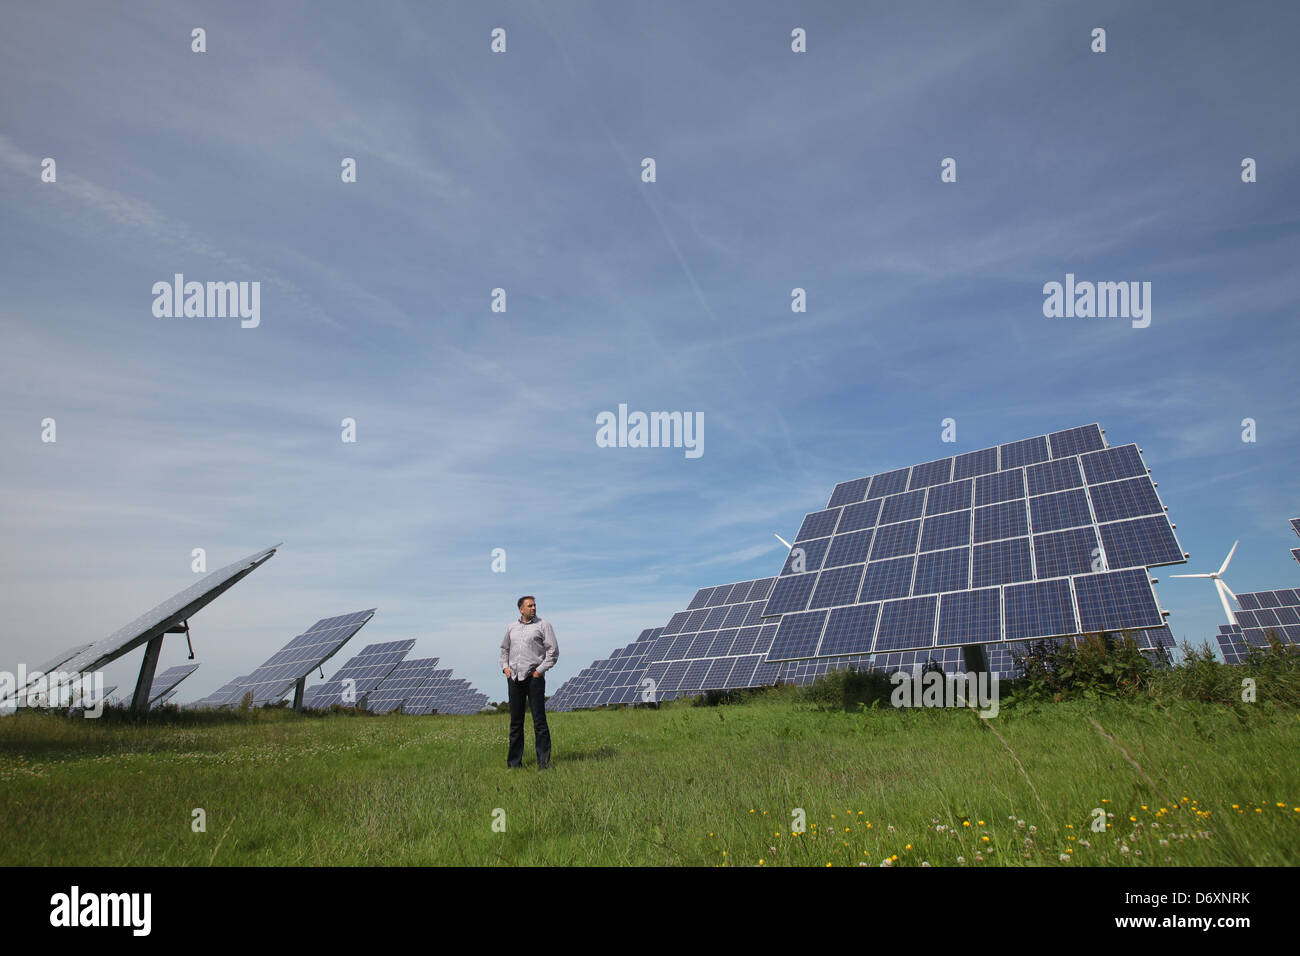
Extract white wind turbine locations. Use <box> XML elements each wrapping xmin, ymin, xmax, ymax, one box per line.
<box><xmin>1171</xmin><ymin>541</ymin><xmax>1240</xmax><ymax>625</ymax></box>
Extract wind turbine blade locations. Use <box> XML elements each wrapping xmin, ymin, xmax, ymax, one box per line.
<box><xmin>1218</xmin><ymin>541</ymin><xmax>1238</xmax><ymax>577</ymax></box>
<box><xmin>1214</xmin><ymin>579</ymin><xmax>1237</xmax><ymax>624</ymax></box>
<box><xmin>1220</xmin><ymin>580</ymin><xmax>1239</xmax><ymax>603</ymax></box>
<box><xmin>773</xmin><ymin>533</ymin><xmax>793</xmax><ymax>550</ymax></box>
<box><xmin>1170</xmin><ymin>573</ymin><xmax>1212</xmax><ymax>579</ymax></box>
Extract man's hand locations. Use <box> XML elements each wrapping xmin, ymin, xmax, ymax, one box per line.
<box><xmin>504</xmin><ymin>667</ymin><xmax>512</xmax><ymax>678</ymax></box>
<box><xmin>532</xmin><ymin>670</ymin><xmax>541</xmax><ymax>678</ymax></box>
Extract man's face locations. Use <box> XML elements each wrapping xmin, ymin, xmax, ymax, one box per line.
<box><xmin>520</xmin><ymin>599</ymin><xmax>536</xmax><ymax>621</ymax></box>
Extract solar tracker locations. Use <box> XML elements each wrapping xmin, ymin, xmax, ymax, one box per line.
<box><xmin>22</xmin><ymin>545</ymin><xmax>280</xmax><ymax>711</ymax></box>
<box><xmin>239</xmin><ymin>609</ymin><xmax>376</xmax><ymax>706</ymax></box>
<box><xmin>549</xmin><ymin>628</ymin><xmax>663</xmax><ymax>711</ymax></box>
<box><xmin>398</xmin><ymin>667</ymin><xmax>453</xmax><ymax>714</ymax></box>
<box><xmin>35</xmin><ymin>643</ymin><xmax>93</xmax><ymax>676</ymax></box>
<box><xmin>365</xmin><ymin>657</ymin><xmax>441</xmax><ymax>713</ymax></box>
<box><xmin>639</xmin><ymin>577</ymin><xmax>785</xmax><ymax>703</ymax></box>
<box><xmin>1233</xmin><ymin>587</ymin><xmax>1300</xmax><ymax>648</ymax></box>
<box><xmin>303</xmin><ymin>640</ymin><xmax>415</xmax><ymax>709</ymax></box>
<box><xmin>190</xmin><ymin>675</ymin><xmax>252</xmax><ymax>708</ymax></box>
<box><xmin>764</xmin><ymin>425</ymin><xmax>1183</xmax><ymax>664</ymax></box>
<box><xmin>147</xmin><ymin>663</ymin><xmax>201</xmax><ymax>706</ymax></box>
<box><xmin>1291</xmin><ymin>517</ymin><xmax>1300</xmax><ymax>566</ymax></box>
<box><xmin>151</xmin><ymin>689</ymin><xmax>178</xmax><ymax>708</ymax></box>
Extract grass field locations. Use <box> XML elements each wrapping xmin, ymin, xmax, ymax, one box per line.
<box><xmin>2</xmin><ymin>690</ymin><xmax>1298</xmax><ymax>866</ymax></box>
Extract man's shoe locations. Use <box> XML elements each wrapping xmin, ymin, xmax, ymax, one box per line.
<box><xmin>538</xmin><ymin>761</ymin><xmax>550</xmax><ymax>770</ymax></box>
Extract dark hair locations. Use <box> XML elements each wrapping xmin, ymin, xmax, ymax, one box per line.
<box><xmin>517</xmin><ymin>595</ymin><xmax>536</xmax><ymax>609</ymax></box>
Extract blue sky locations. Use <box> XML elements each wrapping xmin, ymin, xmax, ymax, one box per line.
<box><xmin>1</xmin><ymin>0</ymin><xmax>1297</xmax><ymax>703</ymax></box>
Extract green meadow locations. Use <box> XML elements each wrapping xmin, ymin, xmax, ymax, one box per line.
<box><xmin>2</xmin><ymin>683</ymin><xmax>1298</xmax><ymax>866</ymax></box>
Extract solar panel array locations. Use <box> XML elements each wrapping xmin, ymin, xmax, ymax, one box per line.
<box><xmin>639</xmin><ymin>578</ymin><xmax>785</xmax><ymax>702</ymax></box>
<box><xmin>190</xmin><ymin>674</ymin><xmax>252</xmax><ymax>708</ymax></box>
<box><xmin>303</xmin><ymin>640</ymin><xmax>415</xmax><ymax>709</ymax></box>
<box><xmin>239</xmin><ymin>609</ymin><xmax>376</xmax><ymax>706</ymax></box>
<box><xmin>147</xmin><ymin>663</ymin><xmax>201</xmax><ymax>706</ymax></box>
<box><xmin>548</xmin><ymin>628</ymin><xmax>662</xmax><ymax>711</ymax></box>
<box><xmin>61</xmin><ymin>546</ymin><xmax>279</xmax><ymax>680</ymax></box>
<box><xmin>763</xmin><ymin>424</ymin><xmax>1182</xmax><ymax>664</ymax></box>
<box><xmin>407</xmin><ymin>677</ymin><xmax>489</xmax><ymax>715</ymax></box>
<box><xmin>365</xmin><ymin>657</ymin><xmax>441</xmax><ymax>713</ymax></box>
<box><xmin>1234</xmin><ymin>587</ymin><xmax>1300</xmax><ymax>648</ymax></box>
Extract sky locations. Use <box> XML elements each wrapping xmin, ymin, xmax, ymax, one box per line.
<box><xmin>1</xmin><ymin>0</ymin><xmax>1297</xmax><ymax>705</ymax></box>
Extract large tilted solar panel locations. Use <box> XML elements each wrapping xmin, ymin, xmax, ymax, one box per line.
<box><xmin>779</xmin><ymin>647</ymin><xmax>967</xmax><ymax>685</ymax></box>
<box><xmin>190</xmin><ymin>674</ymin><xmax>251</xmax><ymax>708</ymax></box>
<box><xmin>399</xmin><ymin>668</ymin><xmax>454</xmax><ymax>714</ymax></box>
<box><xmin>640</xmin><ymin>578</ymin><xmax>785</xmax><ymax>702</ymax></box>
<box><xmin>765</xmin><ymin>425</ymin><xmax>1183</xmax><ymax>661</ymax></box>
<box><xmin>147</xmin><ymin>663</ymin><xmax>201</xmax><ymax>706</ymax></box>
<box><xmin>304</xmin><ymin>639</ymin><xmax>415</xmax><ymax>709</ymax></box>
<box><xmin>1233</xmin><ymin>587</ymin><xmax>1300</xmax><ymax>647</ymax></box>
<box><xmin>548</xmin><ymin>627</ymin><xmax>662</xmax><ymax>711</ymax></box>
<box><xmin>61</xmin><ymin>545</ymin><xmax>280</xmax><ymax>680</ymax></box>
<box><xmin>365</xmin><ymin>657</ymin><xmax>441</xmax><ymax>713</ymax></box>
<box><xmin>35</xmin><ymin>643</ymin><xmax>93</xmax><ymax>676</ymax></box>
<box><xmin>240</xmin><ymin>609</ymin><xmax>376</xmax><ymax>705</ymax></box>
<box><xmin>1217</xmin><ymin>624</ymin><xmax>1249</xmax><ymax>665</ymax></box>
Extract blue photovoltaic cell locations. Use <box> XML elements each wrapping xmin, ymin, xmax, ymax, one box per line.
<box><xmin>870</xmin><ymin>520</ymin><xmax>920</xmax><ymax>559</ymax></box>
<box><xmin>746</xmin><ymin>578</ymin><xmax>777</xmax><ymax>602</ymax></box>
<box><xmin>1236</xmin><ymin>592</ymin><xmax>1260</xmax><ymax>610</ymax></box>
<box><xmin>707</xmin><ymin>631</ymin><xmax>736</xmax><ymax>656</ymax></box>
<box><xmin>782</xmin><ymin>536</ymin><xmax>830</xmax><ymax>575</ymax></box>
<box><xmin>913</xmin><ymin>547</ymin><xmax>970</xmax><ymax>595</ymax></box>
<box><xmin>837</xmin><ymin>498</ymin><xmax>882</xmax><ymax>533</ymax></box>
<box><xmin>937</xmin><ymin>588</ymin><xmax>1001</xmax><ymax>645</ymax></box>
<box><xmin>817</xmin><ymin>603</ymin><xmax>881</xmax><ymax>657</ymax></box>
<box><xmin>974</xmin><ymin>500</ymin><xmax>1028</xmax><ymax>543</ymax></box>
<box><xmin>729</xmin><ymin>657</ymin><xmax>760</xmax><ymax>687</ymax></box>
<box><xmin>909</xmin><ymin>458</ymin><xmax>953</xmax><ymax>490</ymax></box>
<box><xmin>706</xmin><ymin>586</ymin><xmax>734</xmax><ymax>606</ymax></box>
<box><xmin>828</xmin><ymin>477</ymin><xmax>871</xmax><ymax>508</ymax></box>
<box><xmin>1291</xmin><ymin>518</ymin><xmax>1300</xmax><ymax>538</ymax></box>
<box><xmin>868</xmin><ymin>468</ymin><xmax>911</xmax><ymax>500</ymax></box>
<box><xmin>925</xmin><ymin>479</ymin><xmax>973</xmax><ymax>516</ymax></box>
<box><xmin>767</xmin><ymin>609</ymin><xmax>829</xmax><ymax>660</ymax></box>
<box><xmin>1292</xmin><ymin>548</ymin><xmax>1300</xmax><ymax>566</ymax></box>
<box><xmin>744</xmin><ymin>603</ymin><xmax>767</xmax><ymax>625</ymax></box>
<box><xmin>809</xmin><ymin>565</ymin><xmax>865</xmax><ymax>609</ymax></box>
<box><xmin>880</xmin><ymin>489</ymin><xmax>927</xmax><ymax>525</ymax></box>
<box><xmin>860</xmin><ymin>556</ymin><xmax>916</xmax><ymax>601</ymax></box>
<box><xmin>684</xmin><ymin>609</ymin><xmax>710</xmax><ymax>631</ymax></box>
<box><xmin>722</xmin><ymin>581</ymin><xmax>753</xmax><ymax>605</ymax></box>
<box><xmin>729</xmin><ymin>626</ymin><xmax>760</xmax><ymax>655</ymax></box>
<box><xmin>1030</xmin><ymin>489</ymin><xmax>1093</xmax><ymax>533</ymax></box>
<box><xmin>1081</xmin><ymin>444</ymin><xmax>1146</xmax><ymax>484</ymax></box>
<box><xmin>1033</xmin><ymin>527</ymin><xmax>1100</xmax><ymax>578</ymax></box>
<box><xmin>1048</xmin><ymin>424</ymin><xmax>1105</xmax><ymax>458</ymax></box>
<box><xmin>953</xmin><ymin>446</ymin><xmax>999</xmax><ymax>480</ymax></box>
<box><xmin>686</xmin><ymin>633</ymin><xmax>714</xmax><ymax>658</ymax></box>
<box><xmin>1088</xmin><ymin>477</ymin><xmax>1163</xmax><ymax>524</ymax></box>
<box><xmin>972</xmin><ymin>538</ymin><xmax>1034</xmax><ymax>587</ymax></box>
<box><xmin>1099</xmin><ymin>516</ymin><xmax>1184</xmax><ymax>568</ymax></box>
<box><xmin>874</xmin><ymin>596</ymin><xmax>938</xmax><ymax>650</ymax></box>
<box><xmin>975</xmin><ymin>469</ymin><xmax>1025</xmax><ymax>506</ymax></box>
<box><xmin>765</xmin><ymin>573</ymin><xmax>819</xmax><ymax>615</ymax></box>
<box><xmin>999</xmin><ymin>435</ymin><xmax>1050</xmax><ymax>469</ymax></box>
<box><xmin>1004</xmin><ymin>579</ymin><xmax>1075</xmax><ymax>641</ymax></box>
<box><xmin>1217</xmin><ymin>624</ymin><xmax>1249</xmax><ymax>665</ymax></box>
<box><xmin>1026</xmin><ymin>456</ymin><xmax>1084</xmax><ymax>496</ymax></box>
<box><xmin>1073</xmin><ymin>569</ymin><xmax>1162</xmax><ymax>633</ymax></box>
<box><xmin>824</xmin><ymin>529</ymin><xmax>874</xmax><ymax>568</ymax></box>
<box><xmin>796</xmin><ymin>509</ymin><xmax>842</xmax><ymax>542</ymax></box>
<box><xmin>920</xmin><ymin>510</ymin><xmax>971</xmax><ymax>551</ymax></box>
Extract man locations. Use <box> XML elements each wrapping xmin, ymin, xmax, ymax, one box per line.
<box><xmin>499</xmin><ymin>595</ymin><xmax>559</xmax><ymax>769</ymax></box>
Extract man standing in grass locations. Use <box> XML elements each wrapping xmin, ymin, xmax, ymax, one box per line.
<box><xmin>500</xmin><ymin>595</ymin><xmax>559</xmax><ymax>769</ymax></box>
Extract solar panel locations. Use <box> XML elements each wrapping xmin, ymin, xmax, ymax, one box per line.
<box><xmin>61</xmin><ymin>545</ymin><xmax>280</xmax><ymax>680</ymax></box>
<box><xmin>765</xmin><ymin>425</ymin><xmax>1182</xmax><ymax>663</ymax></box>
<box><xmin>190</xmin><ymin>675</ymin><xmax>252</xmax><ymax>708</ymax></box>
<box><xmin>1233</xmin><ymin>588</ymin><xmax>1300</xmax><ymax>649</ymax></box>
<box><xmin>365</xmin><ymin>657</ymin><xmax>441</xmax><ymax>713</ymax></box>
<box><xmin>147</xmin><ymin>663</ymin><xmax>201</xmax><ymax>706</ymax></box>
<box><xmin>1216</xmin><ymin>624</ymin><xmax>1249</xmax><ymax>664</ymax></box>
<box><xmin>637</xmin><ymin>578</ymin><xmax>785</xmax><ymax>702</ymax></box>
<box><xmin>549</xmin><ymin>628</ymin><xmax>663</xmax><ymax>711</ymax></box>
<box><xmin>239</xmin><ymin>609</ymin><xmax>376</xmax><ymax>706</ymax></box>
<box><xmin>303</xmin><ymin>640</ymin><xmax>415</xmax><ymax>709</ymax></box>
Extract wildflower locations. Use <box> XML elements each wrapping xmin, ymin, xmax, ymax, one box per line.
<box><xmin>982</xmin><ymin>835</ymin><xmax>990</xmax><ymax>843</ymax></box>
<box><xmin>759</xmin><ymin>859</ymin><xmax>765</xmax><ymax>866</ymax></box>
<box><xmin>1129</xmin><ymin>816</ymin><xmax>1137</xmax><ymax>823</ymax></box>
<box><xmin>1016</xmin><ymin>819</ymin><xmax>1025</xmax><ymax>828</ymax></box>
<box><xmin>1059</xmin><ymin>853</ymin><xmax>1070</xmax><ymax>862</ymax></box>
<box><xmin>962</xmin><ymin>821</ymin><xmax>971</xmax><ymax>827</ymax></box>
<box><xmin>956</xmin><ymin>856</ymin><xmax>966</xmax><ymax>864</ymax></box>
<box><xmin>826</xmin><ymin>862</ymin><xmax>832</xmax><ymax>867</ymax></box>
<box><xmin>977</xmin><ymin>820</ymin><xmax>985</xmax><ymax>826</ymax></box>
<box><xmin>905</xmin><ymin>844</ymin><xmax>912</xmax><ymax>850</ymax></box>
<box><xmin>880</xmin><ymin>859</ymin><xmax>894</xmax><ymax>867</ymax></box>
<box><xmin>1028</xmin><ymin>825</ymin><xmax>1037</xmax><ymax>834</ymax></box>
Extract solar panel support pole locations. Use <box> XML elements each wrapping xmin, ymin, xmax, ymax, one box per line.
<box><xmin>292</xmin><ymin>676</ymin><xmax>306</xmax><ymax>710</ymax></box>
<box><xmin>131</xmin><ymin>635</ymin><xmax>166</xmax><ymax>713</ymax></box>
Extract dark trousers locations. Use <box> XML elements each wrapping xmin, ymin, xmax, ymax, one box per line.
<box><xmin>507</xmin><ymin>673</ymin><xmax>550</xmax><ymax>767</ymax></box>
